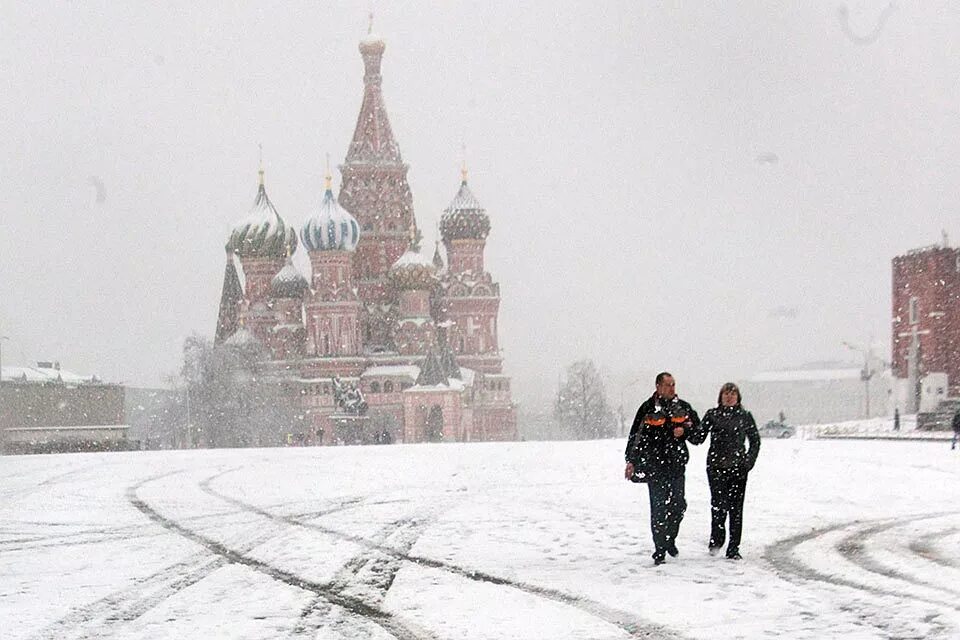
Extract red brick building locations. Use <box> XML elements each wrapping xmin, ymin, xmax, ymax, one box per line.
<box><xmin>213</xmin><ymin>32</ymin><xmax>516</xmax><ymax>445</ymax></box>
<box><xmin>891</xmin><ymin>242</ymin><xmax>960</xmax><ymax>411</ymax></box>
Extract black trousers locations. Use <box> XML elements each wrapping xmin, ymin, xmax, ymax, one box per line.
<box><xmin>707</xmin><ymin>466</ymin><xmax>748</xmax><ymax>554</ymax></box>
<box><xmin>647</xmin><ymin>474</ymin><xmax>686</xmax><ymax>557</ymax></box>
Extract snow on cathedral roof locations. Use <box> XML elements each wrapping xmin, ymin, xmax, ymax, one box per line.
<box><xmin>362</xmin><ymin>365</ymin><xmax>420</xmax><ymax>379</ymax></box>
<box><xmin>389</xmin><ymin>248</ymin><xmax>437</xmax><ymax>290</ymax></box>
<box><xmin>445</xmin><ymin>179</ymin><xmax>484</xmax><ymax>213</ymax></box>
<box><xmin>227</xmin><ymin>171</ymin><xmax>298</xmax><ymax>259</ymax></box>
<box><xmin>271</xmin><ymin>257</ymin><xmax>309</xmax><ymax>298</ymax></box>
<box><xmin>301</xmin><ymin>178</ymin><xmax>360</xmax><ymax>253</ymax></box>
<box><xmin>440</xmin><ymin>177</ymin><xmax>490</xmax><ymax>242</ymax></box>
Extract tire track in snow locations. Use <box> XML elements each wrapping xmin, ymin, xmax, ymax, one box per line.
<box><xmin>835</xmin><ymin>518</ymin><xmax>960</xmax><ymax>602</ymax></box>
<box><xmin>127</xmin><ymin>474</ymin><xmax>437</xmax><ymax>640</ymax></box>
<box><xmin>200</xmin><ymin>472</ymin><xmax>446</xmax><ymax>638</ymax></box>
<box><xmin>203</xmin><ymin>474</ymin><xmax>688</xmax><ymax>640</ymax></box>
<box><xmin>908</xmin><ymin>527</ymin><xmax>960</xmax><ymax>570</ymax></box>
<box><xmin>0</xmin><ymin>462</ymin><xmax>102</xmax><ymax>503</ymax></box>
<box><xmin>764</xmin><ymin>512</ymin><xmax>960</xmax><ymax>638</ymax></box>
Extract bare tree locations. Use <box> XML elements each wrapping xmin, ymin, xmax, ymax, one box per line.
<box><xmin>554</xmin><ymin>360</ymin><xmax>616</xmax><ymax>440</ymax></box>
<box><xmin>180</xmin><ymin>334</ymin><xmax>299</xmax><ymax>448</ymax></box>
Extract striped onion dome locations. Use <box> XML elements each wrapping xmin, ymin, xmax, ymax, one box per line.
<box><xmin>389</xmin><ymin>248</ymin><xmax>437</xmax><ymax>290</ymax></box>
<box><xmin>301</xmin><ymin>175</ymin><xmax>361</xmax><ymax>252</ymax></box>
<box><xmin>271</xmin><ymin>257</ymin><xmax>309</xmax><ymax>299</ymax></box>
<box><xmin>226</xmin><ymin>170</ymin><xmax>298</xmax><ymax>259</ymax></box>
<box><xmin>439</xmin><ymin>170</ymin><xmax>490</xmax><ymax>242</ymax></box>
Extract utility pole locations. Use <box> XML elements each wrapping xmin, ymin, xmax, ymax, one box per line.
<box><xmin>843</xmin><ymin>341</ymin><xmax>890</xmax><ymax>418</ymax></box>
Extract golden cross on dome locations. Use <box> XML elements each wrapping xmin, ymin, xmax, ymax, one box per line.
<box><xmin>258</xmin><ymin>143</ymin><xmax>264</xmax><ymax>186</ymax></box>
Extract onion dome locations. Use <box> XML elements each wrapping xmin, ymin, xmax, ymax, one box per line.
<box><xmin>271</xmin><ymin>257</ymin><xmax>309</xmax><ymax>299</ymax></box>
<box><xmin>360</xmin><ymin>12</ymin><xmax>386</xmax><ymax>56</ymax></box>
<box><xmin>439</xmin><ymin>168</ymin><xmax>490</xmax><ymax>242</ymax></box>
<box><xmin>227</xmin><ymin>170</ymin><xmax>297</xmax><ymax>259</ymax></box>
<box><xmin>301</xmin><ymin>174</ymin><xmax>361</xmax><ymax>252</ymax></box>
<box><xmin>389</xmin><ymin>248</ymin><xmax>437</xmax><ymax>290</ymax></box>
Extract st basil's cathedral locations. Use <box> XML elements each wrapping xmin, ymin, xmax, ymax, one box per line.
<box><xmin>213</xmin><ymin>29</ymin><xmax>517</xmax><ymax>445</ymax></box>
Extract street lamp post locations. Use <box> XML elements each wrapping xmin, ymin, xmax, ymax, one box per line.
<box><xmin>843</xmin><ymin>341</ymin><xmax>890</xmax><ymax>418</ymax></box>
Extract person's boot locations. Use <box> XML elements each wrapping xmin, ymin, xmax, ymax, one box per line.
<box><xmin>667</xmin><ymin>543</ymin><xmax>679</xmax><ymax>557</ymax></box>
<box><xmin>652</xmin><ymin>551</ymin><xmax>666</xmax><ymax>566</ymax></box>
<box><xmin>726</xmin><ymin>549</ymin><xmax>742</xmax><ymax>560</ymax></box>
<box><xmin>708</xmin><ymin>545</ymin><xmax>721</xmax><ymax>556</ymax></box>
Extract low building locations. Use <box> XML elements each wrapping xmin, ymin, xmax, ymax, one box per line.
<box><xmin>0</xmin><ymin>362</ymin><xmax>127</xmax><ymax>454</ymax></box>
<box><xmin>740</xmin><ymin>364</ymin><xmax>892</xmax><ymax>426</ymax></box>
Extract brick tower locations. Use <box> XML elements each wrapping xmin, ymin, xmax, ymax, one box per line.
<box><xmin>338</xmin><ymin>29</ymin><xmax>416</xmax><ymax>350</ymax></box>
<box><xmin>891</xmin><ymin>242</ymin><xmax>960</xmax><ymax>411</ymax></box>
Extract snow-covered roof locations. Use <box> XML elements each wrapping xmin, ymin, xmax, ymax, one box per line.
<box><xmin>301</xmin><ymin>183</ymin><xmax>360</xmax><ymax>253</ymax></box>
<box><xmin>296</xmin><ymin>376</ymin><xmax>359</xmax><ymax>383</ymax></box>
<box><xmin>749</xmin><ymin>368</ymin><xmax>863</xmax><ymax>383</ymax></box>
<box><xmin>362</xmin><ymin>365</ymin><xmax>420</xmax><ymax>379</ymax></box>
<box><xmin>4</xmin><ymin>425</ymin><xmax>129</xmax><ymax>432</ymax></box>
<box><xmin>445</xmin><ymin>180</ymin><xmax>484</xmax><ymax>213</ymax></box>
<box><xmin>226</xmin><ymin>175</ymin><xmax>298</xmax><ymax>259</ymax></box>
<box><xmin>407</xmin><ymin>378</ymin><xmax>465</xmax><ymax>392</ymax></box>
<box><xmin>271</xmin><ymin>259</ymin><xmax>308</xmax><ymax>298</ymax></box>
<box><xmin>224</xmin><ymin>328</ymin><xmax>260</xmax><ymax>347</ymax></box>
<box><xmin>0</xmin><ymin>366</ymin><xmax>101</xmax><ymax>384</ymax></box>
<box><xmin>459</xmin><ymin>367</ymin><xmax>476</xmax><ymax>387</ymax></box>
<box><xmin>392</xmin><ymin>250</ymin><xmax>435</xmax><ymax>269</ymax></box>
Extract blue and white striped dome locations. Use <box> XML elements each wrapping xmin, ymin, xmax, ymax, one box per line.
<box><xmin>301</xmin><ymin>177</ymin><xmax>361</xmax><ymax>252</ymax></box>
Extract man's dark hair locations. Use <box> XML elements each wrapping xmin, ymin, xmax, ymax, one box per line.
<box><xmin>655</xmin><ymin>371</ymin><xmax>673</xmax><ymax>385</ymax></box>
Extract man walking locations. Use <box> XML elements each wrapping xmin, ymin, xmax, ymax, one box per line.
<box><xmin>624</xmin><ymin>372</ymin><xmax>700</xmax><ymax>565</ymax></box>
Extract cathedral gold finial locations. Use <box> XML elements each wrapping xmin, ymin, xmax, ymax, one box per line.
<box><xmin>460</xmin><ymin>142</ymin><xmax>468</xmax><ymax>184</ymax></box>
<box><xmin>368</xmin><ymin>10</ymin><xmax>374</xmax><ymax>34</ymax></box>
<box><xmin>324</xmin><ymin>153</ymin><xmax>332</xmax><ymax>190</ymax></box>
<box><xmin>258</xmin><ymin>143</ymin><xmax>265</xmax><ymax>186</ymax></box>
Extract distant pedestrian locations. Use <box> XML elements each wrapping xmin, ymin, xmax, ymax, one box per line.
<box><xmin>952</xmin><ymin>408</ymin><xmax>960</xmax><ymax>450</ymax></box>
<box><xmin>894</xmin><ymin>407</ymin><xmax>900</xmax><ymax>432</ymax></box>
<box><xmin>688</xmin><ymin>382</ymin><xmax>760</xmax><ymax>560</ymax></box>
<box><xmin>624</xmin><ymin>372</ymin><xmax>700</xmax><ymax>565</ymax></box>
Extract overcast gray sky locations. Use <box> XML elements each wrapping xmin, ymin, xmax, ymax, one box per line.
<box><xmin>2</xmin><ymin>1</ymin><xmax>959</xmax><ymax>412</ymax></box>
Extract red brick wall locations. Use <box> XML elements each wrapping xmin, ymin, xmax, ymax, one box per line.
<box><xmin>892</xmin><ymin>246</ymin><xmax>960</xmax><ymax>395</ymax></box>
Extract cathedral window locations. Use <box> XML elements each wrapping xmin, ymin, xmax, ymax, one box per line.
<box><xmin>909</xmin><ymin>297</ymin><xmax>919</xmax><ymax>325</ymax></box>
<box><xmin>384</xmin><ymin>381</ymin><xmax>394</xmax><ymax>392</ymax></box>
<box><xmin>371</xmin><ymin>381</ymin><xmax>381</xmax><ymax>393</ymax></box>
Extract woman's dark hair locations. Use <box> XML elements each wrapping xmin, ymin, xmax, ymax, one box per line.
<box><xmin>717</xmin><ymin>382</ymin><xmax>742</xmax><ymax>406</ymax></box>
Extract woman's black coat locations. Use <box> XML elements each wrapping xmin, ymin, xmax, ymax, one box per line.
<box><xmin>689</xmin><ymin>405</ymin><xmax>760</xmax><ymax>471</ymax></box>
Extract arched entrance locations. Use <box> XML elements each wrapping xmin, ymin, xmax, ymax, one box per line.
<box><xmin>426</xmin><ymin>405</ymin><xmax>444</xmax><ymax>442</ymax></box>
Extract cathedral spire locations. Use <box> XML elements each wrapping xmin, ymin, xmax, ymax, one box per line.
<box><xmin>347</xmin><ymin>23</ymin><xmax>402</xmax><ymax>165</ymax></box>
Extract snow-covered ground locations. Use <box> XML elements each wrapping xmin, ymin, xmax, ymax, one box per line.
<box><xmin>3</xmin><ymin>436</ymin><xmax>960</xmax><ymax>639</ymax></box>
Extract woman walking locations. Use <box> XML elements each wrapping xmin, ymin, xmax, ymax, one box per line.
<box><xmin>690</xmin><ymin>382</ymin><xmax>760</xmax><ymax>560</ymax></box>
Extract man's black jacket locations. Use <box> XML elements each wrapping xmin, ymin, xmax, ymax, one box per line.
<box><xmin>624</xmin><ymin>394</ymin><xmax>700</xmax><ymax>480</ymax></box>
<box><xmin>688</xmin><ymin>404</ymin><xmax>760</xmax><ymax>471</ymax></box>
